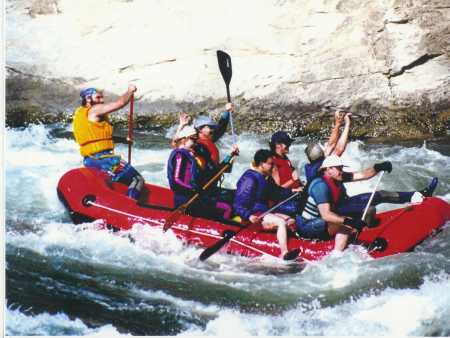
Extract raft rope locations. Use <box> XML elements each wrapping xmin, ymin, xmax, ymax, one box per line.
<box><xmin>86</xmin><ymin>200</ymin><xmax>162</xmax><ymax>225</ymax></box>
<box><xmin>229</xmin><ymin>238</ymin><xmax>271</xmax><ymax>256</ymax></box>
<box><xmin>86</xmin><ymin>201</ymin><xmax>228</xmax><ymax>241</ymax></box>
<box><xmin>85</xmin><ymin>200</ymin><xmax>303</xmax><ymax>260</ymax></box>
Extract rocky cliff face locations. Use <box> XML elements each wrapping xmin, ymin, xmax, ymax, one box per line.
<box><xmin>5</xmin><ymin>0</ymin><xmax>450</xmax><ymax>139</ymax></box>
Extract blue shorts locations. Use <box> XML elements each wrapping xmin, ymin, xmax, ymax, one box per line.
<box><xmin>83</xmin><ymin>150</ymin><xmax>134</xmax><ymax>182</ymax></box>
<box><xmin>274</xmin><ymin>200</ymin><xmax>297</xmax><ymax>218</ymax></box>
<box><xmin>336</xmin><ymin>204</ymin><xmax>366</xmax><ymax>220</ymax></box>
<box><xmin>295</xmin><ymin>215</ymin><xmax>330</xmax><ymax>240</ymax></box>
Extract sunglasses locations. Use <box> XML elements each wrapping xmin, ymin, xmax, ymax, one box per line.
<box><xmin>180</xmin><ymin>135</ymin><xmax>198</xmax><ymax>141</ymax></box>
<box><xmin>332</xmin><ymin>166</ymin><xmax>344</xmax><ymax>171</ymax></box>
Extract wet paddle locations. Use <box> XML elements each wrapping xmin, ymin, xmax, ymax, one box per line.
<box><xmin>128</xmin><ymin>94</ymin><xmax>134</xmax><ymax>164</ymax></box>
<box><xmin>199</xmin><ymin>191</ymin><xmax>301</xmax><ymax>261</ymax></box>
<box><xmin>353</xmin><ymin>171</ymin><xmax>385</xmax><ymax>244</ymax></box>
<box><xmin>163</xmin><ymin>157</ymin><xmax>235</xmax><ymax>232</ymax></box>
<box><xmin>217</xmin><ymin>50</ymin><xmax>237</xmax><ymax>145</ymax></box>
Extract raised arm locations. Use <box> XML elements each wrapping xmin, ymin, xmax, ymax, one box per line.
<box><xmin>88</xmin><ymin>84</ymin><xmax>136</xmax><ymax>121</ymax></box>
<box><xmin>323</xmin><ymin>110</ymin><xmax>344</xmax><ymax>157</ymax></box>
<box><xmin>171</xmin><ymin>114</ymin><xmax>190</xmax><ymax>149</ymax></box>
<box><xmin>211</xmin><ymin>102</ymin><xmax>232</xmax><ymax>143</ymax></box>
<box><xmin>334</xmin><ymin>112</ymin><xmax>353</xmax><ymax>157</ymax></box>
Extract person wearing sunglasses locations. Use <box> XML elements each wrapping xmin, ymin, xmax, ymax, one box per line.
<box><xmin>167</xmin><ymin>126</ymin><xmax>231</xmax><ymax>218</ymax></box>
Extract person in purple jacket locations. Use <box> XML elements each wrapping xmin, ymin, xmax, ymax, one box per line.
<box><xmin>233</xmin><ymin>149</ymin><xmax>303</xmax><ymax>260</ymax></box>
<box><xmin>167</xmin><ymin>126</ymin><xmax>231</xmax><ymax>218</ymax></box>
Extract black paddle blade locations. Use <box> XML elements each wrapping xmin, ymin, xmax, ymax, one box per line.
<box><xmin>217</xmin><ymin>50</ymin><xmax>232</xmax><ymax>85</ymax></box>
<box><xmin>199</xmin><ymin>231</ymin><xmax>235</xmax><ymax>261</ymax></box>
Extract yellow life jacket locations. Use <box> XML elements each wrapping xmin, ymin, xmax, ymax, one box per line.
<box><xmin>73</xmin><ymin>107</ymin><xmax>115</xmax><ymax>157</ymax></box>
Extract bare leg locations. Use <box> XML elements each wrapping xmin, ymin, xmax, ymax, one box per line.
<box><xmin>274</xmin><ymin>212</ymin><xmax>296</xmax><ymax>230</ymax></box>
<box><xmin>334</xmin><ymin>232</ymin><xmax>350</xmax><ymax>252</ymax></box>
<box><xmin>276</xmin><ymin>221</ymin><xmax>288</xmax><ymax>255</ymax></box>
<box><xmin>327</xmin><ymin>222</ymin><xmax>351</xmax><ymax>252</ymax></box>
<box><xmin>261</xmin><ymin>213</ymin><xmax>289</xmax><ymax>255</ymax></box>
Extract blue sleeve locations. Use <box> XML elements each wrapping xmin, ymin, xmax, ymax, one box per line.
<box><xmin>309</xmin><ymin>180</ymin><xmax>331</xmax><ymax>205</ymax></box>
<box><xmin>211</xmin><ymin>112</ymin><xmax>229</xmax><ymax>143</ymax></box>
<box><xmin>233</xmin><ymin>174</ymin><xmax>258</xmax><ymax>221</ymax></box>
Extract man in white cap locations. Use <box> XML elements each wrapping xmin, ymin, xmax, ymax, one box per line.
<box><xmin>295</xmin><ymin>155</ymin><xmax>438</xmax><ymax>252</ymax></box>
<box><xmin>296</xmin><ymin>155</ymin><xmax>372</xmax><ymax>251</ymax></box>
<box><xmin>297</xmin><ymin>155</ymin><xmax>393</xmax><ymax>251</ymax></box>
<box><xmin>304</xmin><ymin>110</ymin><xmax>352</xmax><ymax>181</ymax></box>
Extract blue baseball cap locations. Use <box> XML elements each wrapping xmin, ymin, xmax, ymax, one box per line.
<box><xmin>194</xmin><ymin>116</ymin><xmax>218</xmax><ymax>129</ymax></box>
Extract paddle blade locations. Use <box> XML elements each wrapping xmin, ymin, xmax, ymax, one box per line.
<box><xmin>217</xmin><ymin>50</ymin><xmax>232</xmax><ymax>85</ymax></box>
<box><xmin>199</xmin><ymin>234</ymin><xmax>233</xmax><ymax>261</ymax></box>
<box><xmin>163</xmin><ymin>204</ymin><xmax>187</xmax><ymax>232</ymax></box>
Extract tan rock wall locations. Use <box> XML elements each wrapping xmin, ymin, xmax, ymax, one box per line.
<box><xmin>5</xmin><ymin>0</ymin><xmax>450</xmax><ymax>138</ymax></box>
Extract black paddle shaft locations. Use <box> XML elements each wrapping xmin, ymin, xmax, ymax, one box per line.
<box><xmin>199</xmin><ymin>223</ymin><xmax>251</xmax><ymax>261</ymax></box>
<box><xmin>217</xmin><ymin>50</ymin><xmax>232</xmax><ymax>101</ymax></box>
<box><xmin>199</xmin><ymin>192</ymin><xmax>301</xmax><ymax>261</ymax></box>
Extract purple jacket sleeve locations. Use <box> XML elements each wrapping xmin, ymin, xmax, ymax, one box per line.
<box><xmin>173</xmin><ymin>153</ymin><xmax>193</xmax><ymax>189</ymax></box>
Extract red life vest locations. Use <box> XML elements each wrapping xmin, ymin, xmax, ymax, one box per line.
<box><xmin>322</xmin><ymin>174</ymin><xmax>343</xmax><ymax>207</ymax></box>
<box><xmin>197</xmin><ymin>138</ymin><xmax>220</xmax><ymax>166</ymax></box>
<box><xmin>273</xmin><ymin>156</ymin><xmax>299</xmax><ymax>188</ymax></box>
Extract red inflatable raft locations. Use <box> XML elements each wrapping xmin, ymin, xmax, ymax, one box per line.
<box><xmin>57</xmin><ymin>168</ymin><xmax>450</xmax><ymax>262</ymax></box>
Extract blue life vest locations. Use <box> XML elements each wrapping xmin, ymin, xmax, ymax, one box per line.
<box><xmin>304</xmin><ymin>161</ymin><xmax>323</xmax><ymax>181</ymax></box>
<box><xmin>167</xmin><ymin>148</ymin><xmax>200</xmax><ymax>193</ymax></box>
<box><xmin>242</xmin><ymin>169</ymin><xmax>269</xmax><ymax>204</ymax></box>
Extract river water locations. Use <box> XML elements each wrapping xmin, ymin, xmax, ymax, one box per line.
<box><xmin>4</xmin><ymin>123</ymin><xmax>450</xmax><ymax>336</ymax></box>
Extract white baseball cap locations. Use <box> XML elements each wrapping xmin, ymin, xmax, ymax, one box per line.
<box><xmin>321</xmin><ymin>155</ymin><xmax>348</xmax><ymax>168</ymax></box>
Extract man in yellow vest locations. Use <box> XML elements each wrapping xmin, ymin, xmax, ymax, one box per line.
<box><xmin>73</xmin><ymin>84</ymin><xmax>145</xmax><ymax>200</ymax></box>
